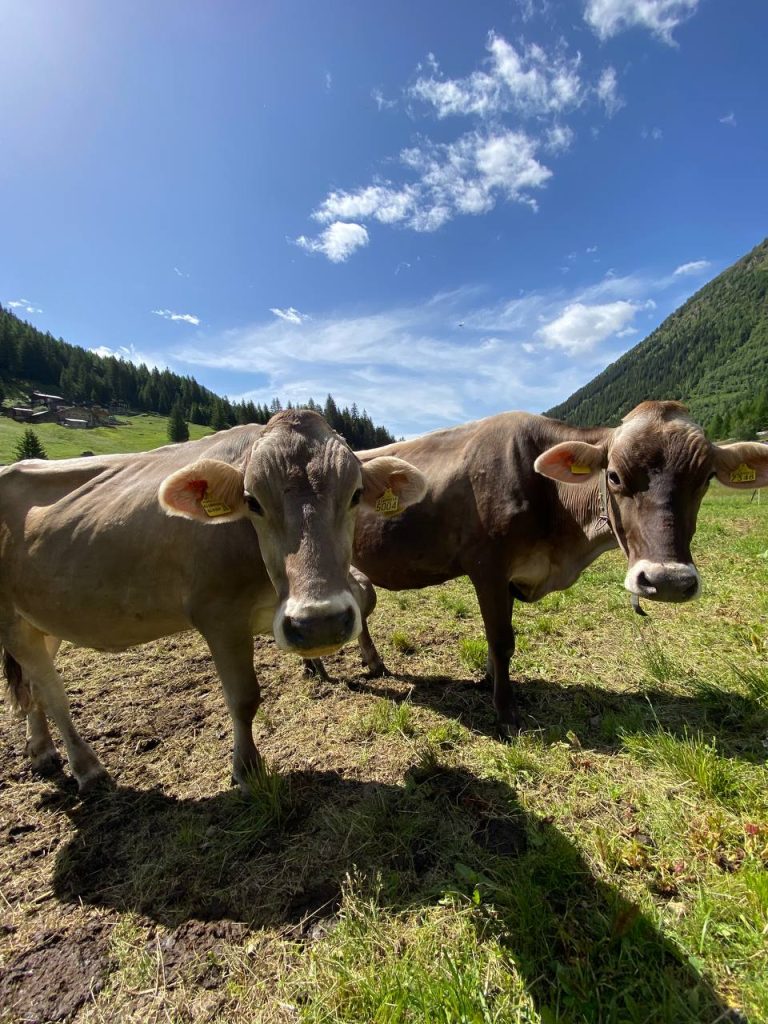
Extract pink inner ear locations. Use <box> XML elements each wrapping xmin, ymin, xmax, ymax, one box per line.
<box><xmin>187</xmin><ymin>479</ymin><xmax>207</xmax><ymax>500</ymax></box>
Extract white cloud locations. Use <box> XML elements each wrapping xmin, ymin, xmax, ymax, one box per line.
<box><xmin>584</xmin><ymin>0</ymin><xmax>700</xmax><ymax>44</ymax></box>
<box><xmin>537</xmin><ymin>300</ymin><xmax>640</xmax><ymax>354</ymax></box>
<box><xmin>270</xmin><ymin>306</ymin><xmax>310</xmax><ymax>325</ymax></box>
<box><xmin>719</xmin><ymin>112</ymin><xmax>737</xmax><ymax>127</ymax></box>
<box><xmin>545</xmin><ymin>124</ymin><xmax>575</xmax><ymax>153</ymax></box>
<box><xmin>152</xmin><ymin>308</ymin><xmax>201</xmax><ymax>326</ymax></box>
<box><xmin>673</xmin><ymin>259</ymin><xmax>710</xmax><ymax>276</ymax></box>
<box><xmin>586</xmin><ymin>245</ymin><xmax>598</xmax><ymax>253</ymax></box>
<box><xmin>372</xmin><ymin>88</ymin><xmax>397</xmax><ymax>111</ymax></box>
<box><xmin>295</xmin><ymin>222</ymin><xmax>370</xmax><ymax>263</ymax></box>
<box><xmin>641</xmin><ymin>126</ymin><xmax>663</xmax><ymax>141</ymax></box>
<box><xmin>173</xmin><ymin>266</ymin><xmax>189</xmax><ymax>278</ymax></box>
<box><xmin>325</xmin><ymin>71</ymin><xmax>332</xmax><ymax>91</ymax></box>
<box><xmin>7</xmin><ymin>298</ymin><xmax>43</xmax><ymax>313</ymax></box>
<box><xmin>595</xmin><ymin>67</ymin><xmax>623</xmax><ymax>116</ymax></box>
<box><xmin>409</xmin><ymin>33</ymin><xmax>588</xmax><ymax>120</ymax></box>
<box><xmin>298</xmin><ymin>32</ymin><xmax>623</xmax><ymax>259</ymax></box>
<box><xmin>89</xmin><ymin>343</ymin><xmax>166</xmax><ymax>369</ymax></box>
<box><xmin>308</xmin><ymin>129</ymin><xmax>551</xmax><ymax>246</ymax></box>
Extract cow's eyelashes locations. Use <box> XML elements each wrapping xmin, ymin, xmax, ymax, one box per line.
<box><xmin>245</xmin><ymin>494</ymin><xmax>264</xmax><ymax>516</ymax></box>
<box><xmin>607</xmin><ymin>470</ymin><xmax>621</xmax><ymax>487</ymax></box>
<box><xmin>350</xmin><ymin>488</ymin><xmax>363</xmax><ymax>508</ymax></box>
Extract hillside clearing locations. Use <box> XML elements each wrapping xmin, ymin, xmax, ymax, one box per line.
<box><xmin>0</xmin><ymin>414</ymin><xmax>213</xmax><ymax>463</ymax></box>
<box><xmin>0</xmin><ymin>486</ymin><xmax>766</xmax><ymax>1023</ymax></box>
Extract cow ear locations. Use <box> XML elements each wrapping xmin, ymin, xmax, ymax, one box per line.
<box><xmin>159</xmin><ymin>459</ymin><xmax>247</xmax><ymax>523</ymax></box>
<box><xmin>712</xmin><ymin>442</ymin><xmax>768</xmax><ymax>489</ymax></box>
<box><xmin>361</xmin><ymin>456</ymin><xmax>428</xmax><ymax>516</ymax></box>
<box><xmin>534</xmin><ymin>441</ymin><xmax>606</xmax><ymax>484</ymax></box>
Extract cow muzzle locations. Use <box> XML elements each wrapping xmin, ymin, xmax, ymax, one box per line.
<box><xmin>273</xmin><ymin>595</ymin><xmax>362</xmax><ymax>656</ymax></box>
<box><xmin>624</xmin><ymin>560</ymin><xmax>701</xmax><ymax>603</ymax></box>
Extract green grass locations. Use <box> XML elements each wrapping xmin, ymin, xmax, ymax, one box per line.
<box><xmin>2</xmin><ymin>485</ymin><xmax>767</xmax><ymax>1024</ymax></box>
<box><xmin>0</xmin><ymin>412</ymin><xmax>212</xmax><ymax>462</ymax></box>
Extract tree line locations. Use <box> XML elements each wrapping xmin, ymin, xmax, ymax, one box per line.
<box><xmin>0</xmin><ymin>305</ymin><xmax>395</xmax><ymax>449</ymax></box>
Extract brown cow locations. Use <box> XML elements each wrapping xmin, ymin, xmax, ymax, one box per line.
<box><xmin>351</xmin><ymin>402</ymin><xmax>768</xmax><ymax>731</ymax></box>
<box><xmin>0</xmin><ymin>410</ymin><xmax>426</xmax><ymax>791</ymax></box>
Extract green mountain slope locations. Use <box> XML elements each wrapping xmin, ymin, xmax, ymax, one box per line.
<box><xmin>545</xmin><ymin>238</ymin><xmax>768</xmax><ymax>437</ymax></box>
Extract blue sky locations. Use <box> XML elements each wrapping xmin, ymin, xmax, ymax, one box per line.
<box><xmin>1</xmin><ymin>0</ymin><xmax>766</xmax><ymax>435</ymax></box>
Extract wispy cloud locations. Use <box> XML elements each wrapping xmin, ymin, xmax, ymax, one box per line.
<box><xmin>295</xmin><ymin>222</ymin><xmax>370</xmax><ymax>263</ymax></box>
<box><xmin>7</xmin><ymin>298</ymin><xmax>43</xmax><ymax>314</ymax></box>
<box><xmin>90</xmin><ymin>343</ymin><xmax>167</xmax><ymax>369</ymax></box>
<box><xmin>269</xmin><ymin>306</ymin><xmax>310</xmax><ymax>325</ymax></box>
<box><xmin>641</xmin><ymin>126</ymin><xmax>664</xmax><ymax>141</ymax></box>
<box><xmin>295</xmin><ymin>32</ymin><xmax>622</xmax><ymax>261</ymax></box>
<box><xmin>324</xmin><ymin>71</ymin><xmax>333</xmax><ymax>91</ymax></box>
<box><xmin>372</xmin><ymin>88</ymin><xmax>397</xmax><ymax>111</ymax></box>
<box><xmin>584</xmin><ymin>0</ymin><xmax>700</xmax><ymax>44</ymax></box>
<box><xmin>171</xmin><ymin>259</ymin><xmax>701</xmax><ymax>435</ymax></box>
<box><xmin>173</xmin><ymin>266</ymin><xmax>190</xmax><ymax>278</ymax></box>
<box><xmin>152</xmin><ymin>308</ymin><xmax>201</xmax><ymax>326</ymax></box>
<box><xmin>409</xmin><ymin>33</ymin><xmax>589</xmax><ymax>120</ymax></box>
<box><xmin>719</xmin><ymin>111</ymin><xmax>736</xmax><ymax>127</ymax></box>
<box><xmin>673</xmin><ymin>259</ymin><xmax>710</xmax><ymax>276</ymax></box>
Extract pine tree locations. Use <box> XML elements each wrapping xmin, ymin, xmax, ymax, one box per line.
<box><xmin>13</xmin><ymin>428</ymin><xmax>48</xmax><ymax>461</ymax></box>
<box><xmin>167</xmin><ymin>402</ymin><xmax>190</xmax><ymax>443</ymax></box>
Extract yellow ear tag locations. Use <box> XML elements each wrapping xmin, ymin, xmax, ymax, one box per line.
<box><xmin>374</xmin><ymin>487</ymin><xmax>400</xmax><ymax>516</ymax></box>
<box><xmin>201</xmin><ymin>494</ymin><xmax>233</xmax><ymax>517</ymax></box>
<box><xmin>570</xmin><ymin>463</ymin><xmax>592</xmax><ymax>475</ymax></box>
<box><xmin>730</xmin><ymin>463</ymin><xmax>757</xmax><ymax>483</ymax></box>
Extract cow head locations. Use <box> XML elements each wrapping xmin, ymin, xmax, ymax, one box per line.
<box><xmin>158</xmin><ymin>410</ymin><xmax>427</xmax><ymax>655</ymax></box>
<box><xmin>535</xmin><ymin>401</ymin><xmax>768</xmax><ymax>603</ymax></box>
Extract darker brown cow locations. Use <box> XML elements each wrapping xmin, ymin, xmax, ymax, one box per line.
<box><xmin>351</xmin><ymin>402</ymin><xmax>768</xmax><ymax>731</ymax></box>
<box><xmin>0</xmin><ymin>410</ymin><xmax>426</xmax><ymax>791</ymax></box>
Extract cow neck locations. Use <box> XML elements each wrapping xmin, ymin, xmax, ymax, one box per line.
<box><xmin>596</xmin><ymin>466</ymin><xmax>646</xmax><ymax>616</ymax></box>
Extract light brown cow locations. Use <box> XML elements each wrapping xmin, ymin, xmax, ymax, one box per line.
<box><xmin>0</xmin><ymin>410</ymin><xmax>426</xmax><ymax>791</ymax></box>
<box><xmin>351</xmin><ymin>402</ymin><xmax>768</xmax><ymax>731</ymax></box>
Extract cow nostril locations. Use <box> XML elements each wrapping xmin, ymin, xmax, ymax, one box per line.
<box><xmin>682</xmin><ymin>577</ymin><xmax>698</xmax><ymax>598</ymax></box>
<box><xmin>636</xmin><ymin>570</ymin><xmax>651</xmax><ymax>591</ymax></box>
<box><xmin>281</xmin><ymin>606</ymin><xmax>358</xmax><ymax>651</ymax></box>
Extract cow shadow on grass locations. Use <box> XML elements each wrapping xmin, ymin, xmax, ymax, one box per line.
<box><xmin>347</xmin><ymin>668</ymin><xmax>768</xmax><ymax>765</ymax></box>
<box><xmin>45</xmin><ymin>765</ymin><xmax>737</xmax><ymax>1022</ymax></box>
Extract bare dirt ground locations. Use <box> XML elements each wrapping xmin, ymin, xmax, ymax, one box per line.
<box><xmin>0</xmin><ymin>622</ymin><xmax>502</xmax><ymax>1022</ymax></box>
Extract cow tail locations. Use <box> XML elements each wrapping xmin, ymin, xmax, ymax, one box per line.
<box><xmin>3</xmin><ymin>648</ymin><xmax>30</xmax><ymax>716</ymax></box>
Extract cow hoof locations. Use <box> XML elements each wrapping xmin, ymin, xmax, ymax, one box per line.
<box><xmin>497</xmin><ymin>721</ymin><xmax>522</xmax><ymax>743</ymax></box>
<box><xmin>77</xmin><ymin>767</ymin><xmax>112</xmax><ymax>795</ymax></box>
<box><xmin>366</xmin><ymin>662</ymin><xmax>391</xmax><ymax>679</ymax></box>
<box><xmin>28</xmin><ymin>747</ymin><xmax>63</xmax><ymax>777</ymax></box>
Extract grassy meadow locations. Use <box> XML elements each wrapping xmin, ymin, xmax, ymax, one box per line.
<box><xmin>0</xmin><ymin>485</ymin><xmax>767</xmax><ymax>1023</ymax></box>
<box><xmin>0</xmin><ymin>412</ymin><xmax>212</xmax><ymax>463</ymax></box>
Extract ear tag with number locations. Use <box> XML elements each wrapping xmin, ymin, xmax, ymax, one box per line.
<box><xmin>201</xmin><ymin>492</ymin><xmax>233</xmax><ymax>517</ymax></box>
<box><xmin>375</xmin><ymin>487</ymin><xmax>400</xmax><ymax>516</ymax></box>
<box><xmin>730</xmin><ymin>463</ymin><xmax>756</xmax><ymax>484</ymax></box>
<box><xmin>570</xmin><ymin>463</ymin><xmax>592</xmax><ymax>475</ymax></box>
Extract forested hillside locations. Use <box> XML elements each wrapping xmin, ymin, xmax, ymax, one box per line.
<box><xmin>0</xmin><ymin>305</ymin><xmax>395</xmax><ymax>448</ymax></box>
<box><xmin>545</xmin><ymin>238</ymin><xmax>768</xmax><ymax>438</ymax></box>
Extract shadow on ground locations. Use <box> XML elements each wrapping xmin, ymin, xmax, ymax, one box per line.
<box><xmin>35</xmin><ymin>763</ymin><xmax>736</xmax><ymax>1023</ymax></box>
<box><xmin>349</xmin><ymin>668</ymin><xmax>768</xmax><ymax>763</ymax></box>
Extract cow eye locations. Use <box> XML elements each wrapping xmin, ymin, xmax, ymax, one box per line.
<box><xmin>245</xmin><ymin>494</ymin><xmax>264</xmax><ymax>516</ymax></box>
<box><xmin>350</xmin><ymin>488</ymin><xmax>363</xmax><ymax>508</ymax></box>
<box><xmin>607</xmin><ymin>470</ymin><xmax>621</xmax><ymax>487</ymax></box>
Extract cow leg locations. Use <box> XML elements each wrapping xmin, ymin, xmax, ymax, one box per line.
<box><xmin>6</xmin><ymin>627</ymin><xmax>106</xmax><ymax>791</ymax></box>
<box><xmin>25</xmin><ymin>703</ymin><xmax>61</xmax><ymax>775</ymax></box>
<box><xmin>470</xmin><ymin>572</ymin><xmax>518</xmax><ymax>733</ymax></box>
<box><xmin>358</xmin><ymin>621</ymin><xmax>388</xmax><ymax>677</ymax></box>
<box><xmin>202</xmin><ymin>624</ymin><xmax>262</xmax><ymax>790</ymax></box>
<box><xmin>303</xmin><ymin>658</ymin><xmax>330</xmax><ymax>681</ymax></box>
<box><xmin>25</xmin><ymin>636</ymin><xmax>65</xmax><ymax>774</ymax></box>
